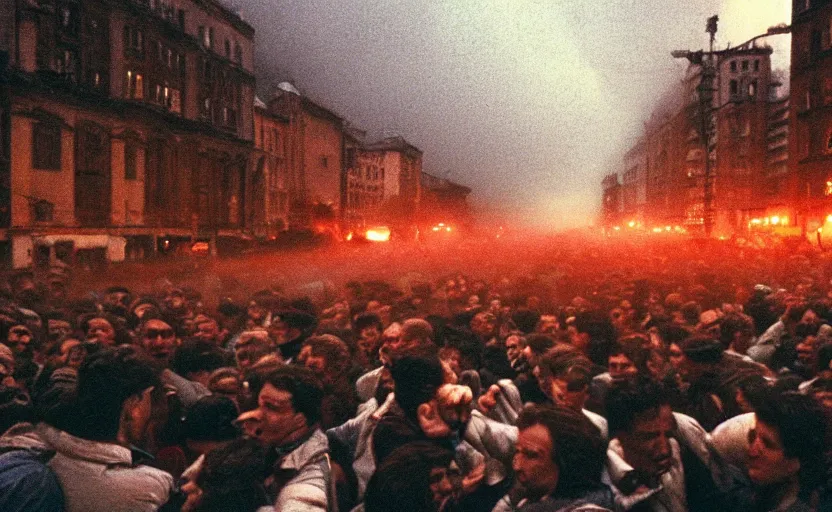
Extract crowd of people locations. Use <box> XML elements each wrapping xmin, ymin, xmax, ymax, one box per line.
<box><xmin>0</xmin><ymin>236</ymin><xmax>830</xmax><ymax>512</ymax></box>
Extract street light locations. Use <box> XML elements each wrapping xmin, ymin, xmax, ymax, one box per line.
<box><xmin>670</xmin><ymin>18</ymin><xmax>791</xmax><ymax>238</ymax></box>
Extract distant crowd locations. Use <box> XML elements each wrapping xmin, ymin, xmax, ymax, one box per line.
<box><xmin>0</xmin><ymin>237</ymin><xmax>830</xmax><ymax>512</ymax></box>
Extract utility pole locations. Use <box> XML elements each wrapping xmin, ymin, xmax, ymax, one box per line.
<box><xmin>671</xmin><ymin>16</ymin><xmax>718</xmax><ymax>237</ymax></box>
<box><xmin>672</xmin><ymin>18</ymin><xmax>791</xmax><ymax>238</ymax></box>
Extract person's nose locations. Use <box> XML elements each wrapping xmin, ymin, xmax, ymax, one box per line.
<box><xmin>656</xmin><ymin>434</ymin><xmax>671</xmax><ymax>458</ymax></box>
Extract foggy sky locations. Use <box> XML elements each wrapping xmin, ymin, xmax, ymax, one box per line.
<box><xmin>237</xmin><ymin>0</ymin><xmax>791</xmax><ymax>230</ymax></box>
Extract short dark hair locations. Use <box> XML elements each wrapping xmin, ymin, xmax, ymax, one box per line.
<box><xmin>364</xmin><ymin>442</ymin><xmax>454</xmax><ymax>512</ymax></box>
<box><xmin>717</xmin><ymin>313</ymin><xmax>754</xmax><ymax>349</ymax></box>
<box><xmin>512</xmin><ymin>308</ymin><xmax>541</xmax><ymax>334</ymax></box>
<box><xmin>68</xmin><ymin>346</ymin><xmax>161</xmax><ymax>441</ymax></box>
<box><xmin>606</xmin><ymin>379</ymin><xmax>671</xmax><ymax>436</ymax></box>
<box><xmin>196</xmin><ymin>438</ymin><xmax>271</xmax><ymax>512</ymax></box>
<box><xmin>171</xmin><ymin>339</ymin><xmax>227</xmax><ymax>377</ymax></box>
<box><xmin>516</xmin><ymin>404</ymin><xmax>606</xmax><ymax>499</ymax></box>
<box><xmin>537</xmin><ymin>345</ymin><xmax>592</xmax><ymax>389</ymax></box>
<box><xmin>302</xmin><ymin>334</ymin><xmax>351</xmax><ymax>376</ymax></box>
<box><xmin>525</xmin><ymin>333</ymin><xmax>556</xmax><ymax>356</ymax></box>
<box><xmin>390</xmin><ymin>352</ymin><xmax>444</xmax><ymax>420</ymax></box>
<box><xmin>260</xmin><ymin>365</ymin><xmax>324</xmax><ymax>426</ymax></box>
<box><xmin>609</xmin><ymin>336</ymin><xmax>650</xmax><ymax>372</ymax></box>
<box><xmin>183</xmin><ymin>395</ymin><xmax>240</xmax><ymax>441</ymax></box>
<box><xmin>754</xmin><ymin>391</ymin><xmax>829</xmax><ymax>493</ymax></box>
<box><xmin>354</xmin><ymin>312</ymin><xmax>383</xmax><ymax>334</ymax></box>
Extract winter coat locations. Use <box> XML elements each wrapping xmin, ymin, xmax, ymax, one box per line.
<box><xmin>274</xmin><ymin>428</ymin><xmax>332</xmax><ymax>512</ymax></box>
<box><xmin>0</xmin><ymin>422</ymin><xmax>173</xmax><ymax>512</ymax></box>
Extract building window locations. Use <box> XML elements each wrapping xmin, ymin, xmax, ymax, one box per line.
<box><xmin>754</xmin><ymin>60</ymin><xmax>759</xmax><ymax>71</ymax></box>
<box><xmin>321</xmin><ymin>156</ymin><xmax>328</xmax><ymax>168</ymax></box>
<box><xmin>742</xmin><ymin>60</ymin><xmax>748</xmax><ymax>71</ymax></box>
<box><xmin>123</xmin><ymin>26</ymin><xmax>144</xmax><ymax>59</ymax></box>
<box><xmin>33</xmin><ymin>199</ymin><xmax>54</xmax><ymax>222</ymax></box>
<box><xmin>224</xmin><ymin>39</ymin><xmax>231</xmax><ymax>59</ymax></box>
<box><xmin>125</xmin><ymin>141</ymin><xmax>138</xmax><ymax>180</ymax></box>
<box><xmin>234</xmin><ymin>42</ymin><xmax>242</xmax><ymax>65</ymax></box>
<box><xmin>178</xmin><ymin>9</ymin><xmax>185</xmax><ymax>30</ymax></box>
<box><xmin>198</xmin><ymin>26</ymin><xmax>205</xmax><ymax>46</ymax></box>
<box><xmin>33</xmin><ymin>122</ymin><xmax>62</xmax><ymax>170</ymax></box>
<box><xmin>730</xmin><ymin>80</ymin><xmax>738</xmax><ymax>96</ymax></box>
<box><xmin>730</xmin><ymin>61</ymin><xmax>737</xmax><ymax>73</ymax></box>
<box><xmin>748</xmin><ymin>81</ymin><xmax>757</xmax><ymax>98</ymax></box>
<box><xmin>125</xmin><ymin>70</ymin><xmax>144</xmax><ymax>99</ymax></box>
<box><xmin>208</xmin><ymin>27</ymin><xmax>214</xmax><ymax>49</ymax></box>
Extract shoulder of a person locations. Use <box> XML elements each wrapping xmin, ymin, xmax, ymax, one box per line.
<box><xmin>275</xmin><ymin>481</ymin><xmax>327</xmax><ymax>512</ymax></box>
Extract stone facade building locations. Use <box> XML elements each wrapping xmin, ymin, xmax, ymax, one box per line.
<box><xmin>1</xmin><ymin>0</ymin><xmax>256</xmax><ymax>267</ymax></box>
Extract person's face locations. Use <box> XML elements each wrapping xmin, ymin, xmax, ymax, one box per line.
<box><xmin>568</xmin><ymin>327</ymin><xmax>589</xmax><ymax>353</ymax></box>
<box><xmin>132</xmin><ymin>303</ymin><xmax>155</xmax><ymax>321</ymax></box>
<box><xmin>105</xmin><ymin>291</ymin><xmax>129</xmax><ymax>309</ymax></box>
<box><xmin>86</xmin><ymin>318</ymin><xmax>116</xmax><ymax>346</ymax></box>
<box><xmin>747</xmin><ymin>418</ymin><xmax>800</xmax><ymax>486</ymax></box>
<box><xmin>440</xmin><ymin>348</ymin><xmax>462</xmax><ymax>377</ymax></box>
<box><xmin>268</xmin><ymin>321</ymin><xmax>293</xmax><ymax>345</ymax></box>
<box><xmin>619</xmin><ymin>405</ymin><xmax>675</xmax><ymax>478</ymax></box>
<box><xmin>513</xmin><ymin>424</ymin><xmax>559</xmax><ymax>501</ymax></box>
<box><xmin>0</xmin><ymin>361</ymin><xmax>15</xmax><ymax>387</ymax></box>
<box><xmin>300</xmin><ymin>347</ymin><xmax>327</xmax><ymax>379</ymax></box>
<box><xmin>668</xmin><ymin>343</ymin><xmax>685</xmax><ymax>370</ymax></box>
<box><xmin>5</xmin><ymin>325</ymin><xmax>33</xmax><ymax>356</ymax></box>
<box><xmin>48</xmin><ymin>319</ymin><xmax>72</xmax><ymax>341</ymax></box>
<box><xmin>548</xmin><ymin>377</ymin><xmax>587</xmax><ymax>412</ymax></box>
<box><xmin>610</xmin><ymin>309</ymin><xmax>626</xmax><ymax>329</ymax></box>
<box><xmin>384</xmin><ymin>334</ymin><xmax>418</xmax><ymax>355</ymax></box>
<box><xmin>471</xmin><ymin>315</ymin><xmax>495</xmax><ymax>338</ymax></box>
<box><xmin>60</xmin><ymin>339</ymin><xmax>85</xmax><ymax>368</ymax></box>
<box><xmin>505</xmin><ymin>335</ymin><xmax>522</xmax><ymax>363</ymax></box>
<box><xmin>796</xmin><ymin>335</ymin><xmax>820</xmax><ymax>370</ymax></box>
<box><xmin>165</xmin><ymin>292</ymin><xmax>186</xmax><ymax>312</ymax></box>
<box><xmin>210</xmin><ymin>376</ymin><xmax>242</xmax><ymax>402</ymax></box>
<box><xmin>812</xmin><ymin>390</ymin><xmax>832</xmax><ymax>413</ymax></box>
<box><xmin>247</xmin><ymin>303</ymin><xmax>265</xmax><ymax>321</ymax></box>
<box><xmin>375</xmin><ymin>367</ymin><xmax>394</xmax><ymax>403</ymax></box>
<box><xmin>522</xmin><ymin>346</ymin><xmax>539</xmax><ymax>369</ymax></box>
<box><xmin>124</xmin><ymin>386</ymin><xmax>155</xmax><ymax>446</ymax></box>
<box><xmin>141</xmin><ymin>320</ymin><xmax>177</xmax><ymax>365</ymax></box>
<box><xmin>609</xmin><ymin>354</ymin><xmax>638</xmax><ymax>383</ymax></box>
<box><xmin>359</xmin><ymin>326</ymin><xmax>380</xmax><ymax>356</ymax></box>
<box><xmin>428</xmin><ymin>466</ymin><xmax>455</xmax><ymax>507</ymax></box>
<box><xmin>537</xmin><ymin>316</ymin><xmax>559</xmax><ymax>334</ymax></box>
<box><xmin>235</xmin><ymin>342</ymin><xmax>269</xmax><ymax>371</ymax></box>
<box><xmin>255</xmin><ymin>383</ymin><xmax>306</xmax><ymax>446</ymax></box>
<box><xmin>194</xmin><ymin>320</ymin><xmax>219</xmax><ymax>343</ymax></box>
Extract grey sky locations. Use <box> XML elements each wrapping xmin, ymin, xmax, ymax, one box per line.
<box><xmin>237</xmin><ymin>0</ymin><xmax>791</xmax><ymax>230</ymax></box>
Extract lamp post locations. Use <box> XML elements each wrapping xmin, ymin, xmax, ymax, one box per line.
<box><xmin>671</xmin><ymin>18</ymin><xmax>790</xmax><ymax>238</ymax></box>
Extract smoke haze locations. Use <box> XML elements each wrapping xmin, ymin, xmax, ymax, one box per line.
<box><xmin>238</xmin><ymin>0</ymin><xmax>791</xmax><ymax>230</ymax></box>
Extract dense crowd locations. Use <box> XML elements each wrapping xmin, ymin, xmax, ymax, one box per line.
<box><xmin>0</xmin><ymin>237</ymin><xmax>830</xmax><ymax>512</ymax></box>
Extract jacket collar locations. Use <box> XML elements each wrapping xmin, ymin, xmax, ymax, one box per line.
<box><xmin>278</xmin><ymin>428</ymin><xmax>329</xmax><ymax>471</ymax></box>
<box><xmin>36</xmin><ymin>423</ymin><xmax>133</xmax><ymax>467</ymax></box>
